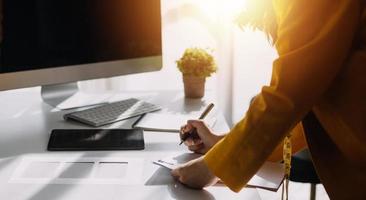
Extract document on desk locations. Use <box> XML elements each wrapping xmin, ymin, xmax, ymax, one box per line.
<box><xmin>153</xmin><ymin>153</ymin><xmax>284</xmax><ymax>192</ymax></box>
<box><xmin>133</xmin><ymin>113</ymin><xmax>217</xmax><ymax>132</ymax></box>
<box><xmin>10</xmin><ymin>156</ymin><xmax>144</xmax><ymax>185</ymax></box>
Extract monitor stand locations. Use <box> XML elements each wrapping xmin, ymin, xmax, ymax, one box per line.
<box><xmin>41</xmin><ymin>82</ymin><xmax>110</xmax><ymax>110</ymax></box>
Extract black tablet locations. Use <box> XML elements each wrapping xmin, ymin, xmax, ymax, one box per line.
<box><xmin>47</xmin><ymin>129</ymin><xmax>145</xmax><ymax>151</ymax></box>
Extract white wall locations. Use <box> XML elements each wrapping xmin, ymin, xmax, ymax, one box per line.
<box><xmin>232</xmin><ymin>28</ymin><xmax>277</xmax><ymax>124</ymax></box>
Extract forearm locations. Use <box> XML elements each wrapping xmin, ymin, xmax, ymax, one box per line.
<box><xmin>205</xmin><ymin>87</ymin><xmax>305</xmax><ymax>192</ymax></box>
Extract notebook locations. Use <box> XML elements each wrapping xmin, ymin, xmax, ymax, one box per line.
<box><xmin>133</xmin><ymin>113</ymin><xmax>217</xmax><ymax>132</ymax></box>
<box><xmin>153</xmin><ymin>153</ymin><xmax>284</xmax><ymax>191</ymax></box>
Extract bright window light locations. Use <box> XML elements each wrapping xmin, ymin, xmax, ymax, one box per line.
<box><xmin>193</xmin><ymin>0</ymin><xmax>247</xmax><ymax>23</ymax></box>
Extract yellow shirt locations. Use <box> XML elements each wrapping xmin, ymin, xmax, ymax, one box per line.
<box><xmin>204</xmin><ymin>0</ymin><xmax>366</xmax><ymax>199</ymax></box>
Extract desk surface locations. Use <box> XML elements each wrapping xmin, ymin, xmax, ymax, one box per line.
<box><xmin>0</xmin><ymin>88</ymin><xmax>276</xmax><ymax>200</ymax></box>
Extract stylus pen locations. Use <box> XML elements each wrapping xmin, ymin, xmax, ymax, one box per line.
<box><xmin>179</xmin><ymin>103</ymin><xmax>215</xmax><ymax>145</ymax></box>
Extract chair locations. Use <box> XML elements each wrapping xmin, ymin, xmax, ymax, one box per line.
<box><xmin>290</xmin><ymin>149</ymin><xmax>320</xmax><ymax>200</ymax></box>
<box><xmin>289</xmin><ymin>111</ymin><xmax>325</xmax><ymax>200</ymax></box>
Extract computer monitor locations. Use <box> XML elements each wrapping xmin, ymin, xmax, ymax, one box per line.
<box><xmin>0</xmin><ymin>0</ymin><xmax>162</xmax><ymax>109</ymax></box>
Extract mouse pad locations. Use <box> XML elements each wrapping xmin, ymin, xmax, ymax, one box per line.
<box><xmin>47</xmin><ymin>129</ymin><xmax>144</xmax><ymax>151</ymax></box>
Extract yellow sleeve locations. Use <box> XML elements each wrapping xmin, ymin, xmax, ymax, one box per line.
<box><xmin>267</xmin><ymin>122</ymin><xmax>307</xmax><ymax>162</ymax></box>
<box><xmin>204</xmin><ymin>0</ymin><xmax>360</xmax><ymax>192</ymax></box>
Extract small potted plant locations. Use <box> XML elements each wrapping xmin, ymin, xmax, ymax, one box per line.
<box><xmin>176</xmin><ymin>48</ymin><xmax>217</xmax><ymax>98</ymax></box>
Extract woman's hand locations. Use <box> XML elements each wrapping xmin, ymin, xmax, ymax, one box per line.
<box><xmin>180</xmin><ymin>120</ymin><xmax>224</xmax><ymax>154</ymax></box>
<box><xmin>171</xmin><ymin>156</ymin><xmax>219</xmax><ymax>189</ymax></box>
<box><xmin>173</xmin><ymin>120</ymin><xmax>223</xmax><ymax>188</ymax></box>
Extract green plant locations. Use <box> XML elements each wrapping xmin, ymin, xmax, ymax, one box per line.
<box><xmin>176</xmin><ymin>48</ymin><xmax>217</xmax><ymax>77</ymax></box>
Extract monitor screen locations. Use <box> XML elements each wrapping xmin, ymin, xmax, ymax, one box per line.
<box><xmin>0</xmin><ymin>0</ymin><xmax>162</xmax><ymax>73</ymax></box>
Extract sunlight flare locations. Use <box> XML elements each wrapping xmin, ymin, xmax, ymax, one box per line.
<box><xmin>194</xmin><ymin>0</ymin><xmax>247</xmax><ymax>23</ymax></box>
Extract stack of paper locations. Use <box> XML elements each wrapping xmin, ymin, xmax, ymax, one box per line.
<box><xmin>153</xmin><ymin>153</ymin><xmax>284</xmax><ymax>191</ymax></box>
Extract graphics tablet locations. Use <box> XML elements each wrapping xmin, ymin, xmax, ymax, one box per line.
<box><xmin>47</xmin><ymin>129</ymin><xmax>145</xmax><ymax>151</ymax></box>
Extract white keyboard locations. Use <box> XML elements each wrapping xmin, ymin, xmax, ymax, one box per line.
<box><xmin>64</xmin><ymin>98</ymin><xmax>161</xmax><ymax>127</ymax></box>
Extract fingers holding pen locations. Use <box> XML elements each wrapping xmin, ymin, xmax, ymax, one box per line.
<box><xmin>187</xmin><ymin>120</ymin><xmax>213</xmax><ymax>140</ymax></box>
<box><xmin>187</xmin><ymin>119</ymin><xmax>223</xmax><ymax>149</ymax></box>
<box><xmin>181</xmin><ymin>128</ymin><xmax>202</xmax><ymax>145</ymax></box>
<box><xmin>181</xmin><ymin>123</ymin><xmax>194</xmax><ymax>133</ymax></box>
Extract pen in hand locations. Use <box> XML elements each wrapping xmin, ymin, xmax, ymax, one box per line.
<box><xmin>179</xmin><ymin>103</ymin><xmax>215</xmax><ymax>145</ymax></box>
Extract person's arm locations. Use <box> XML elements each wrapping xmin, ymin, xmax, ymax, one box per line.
<box><xmin>204</xmin><ymin>0</ymin><xmax>361</xmax><ymax>192</ymax></box>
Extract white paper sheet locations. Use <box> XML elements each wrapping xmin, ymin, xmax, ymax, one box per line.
<box><xmin>153</xmin><ymin>153</ymin><xmax>284</xmax><ymax>191</ymax></box>
<box><xmin>133</xmin><ymin>113</ymin><xmax>216</xmax><ymax>132</ymax></box>
<box><xmin>10</xmin><ymin>156</ymin><xmax>144</xmax><ymax>185</ymax></box>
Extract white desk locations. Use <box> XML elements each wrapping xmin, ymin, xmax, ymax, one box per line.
<box><xmin>0</xmin><ymin>88</ymin><xmax>272</xmax><ymax>200</ymax></box>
